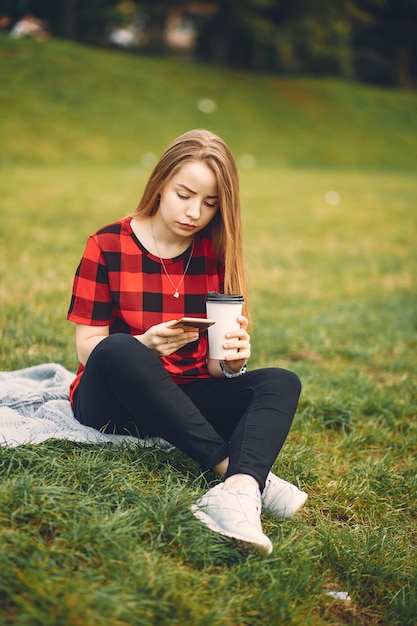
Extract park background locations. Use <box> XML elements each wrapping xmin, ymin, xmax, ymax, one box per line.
<box><xmin>0</xmin><ymin>1</ymin><xmax>417</xmax><ymax>625</ymax></box>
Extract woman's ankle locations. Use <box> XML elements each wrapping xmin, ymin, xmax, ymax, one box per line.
<box><xmin>223</xmin><ymin>473</ymin><xmax>259</xmax><ymax>491</ymax></box>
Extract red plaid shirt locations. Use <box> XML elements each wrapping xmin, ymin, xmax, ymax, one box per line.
<box><xmin>67</xmin><ymin>217</ymin><xmax>224</xmax><ymax>404</ymax></box>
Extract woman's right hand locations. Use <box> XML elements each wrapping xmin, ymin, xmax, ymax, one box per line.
<box><xmin>136</xmin><ymin>321</ymin><xmax>199</xmax><ymax>356</ymax></box>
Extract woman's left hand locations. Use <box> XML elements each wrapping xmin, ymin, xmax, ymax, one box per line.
<box><xmin>222</xmin><ymin>315</ymin><xmax>251</xmax><ymax>372</ymax></box>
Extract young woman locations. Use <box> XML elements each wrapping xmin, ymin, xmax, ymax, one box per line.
<box><xmin>67</xmin><ymin>129</ymin><xmax>307</xmax><ymax>554</ymax></box>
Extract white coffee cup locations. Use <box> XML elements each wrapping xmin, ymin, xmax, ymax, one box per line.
<box><xmin>205</xmin><ymin>292</ymin><xmax>244</xmax><ymax>360</ymax></box>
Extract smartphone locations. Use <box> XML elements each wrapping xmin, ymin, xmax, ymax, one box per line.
<box><xmin>173</xmin><ymin>317</ymin><xmax>215</xmax><ymax>330</ymax></box>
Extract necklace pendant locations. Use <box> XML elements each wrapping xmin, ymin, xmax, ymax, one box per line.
<box><xmin>150</xmin><ymin>221</ymin><xmax>194</xmax><ymax>302</ymax></box>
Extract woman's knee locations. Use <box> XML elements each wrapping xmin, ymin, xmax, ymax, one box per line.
<box><xmin>279</xmin><ymin>368</ymin><xmax>302</xmax><ymax>398</ymax></box>
<box><xmin>89</xmin><ymin>333</ymin><xmax>158</xmax><ymax>375</ymax></box>
<box><xmin>258</xmin><ymin>367</ymin><xmax>302</xmax><ymax>399</ymax></box>
<box><xmin>86</xmin><ymin>333</ymin><xmax>169</xmax><ymax>399</ymax></box>
<box><xmin>89</xmin><ymin>333</ymin><xmax>136</xmax><ymax>363</ymax></box>
<box><xmin>258</xmin><ymin>367</ymin><xmax>301</xmax><ymax>391</ymax></box>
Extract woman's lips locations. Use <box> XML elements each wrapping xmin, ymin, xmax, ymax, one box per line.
<box><xmin>178</xmin><ymin>223</ymin><xmax>196</xmax><ymax>231</ymax></box>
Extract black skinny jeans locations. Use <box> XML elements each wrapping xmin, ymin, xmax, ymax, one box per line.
<box><xmin>73</xmin><ymin>334</ymin><xmax>301</xmax><ymax>490</ymax></box>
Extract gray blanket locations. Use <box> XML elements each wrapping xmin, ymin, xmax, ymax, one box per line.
<box><xmin>0</xmin><ymin>363</ymin><xmax>170</xmax><ymax>449</ymax></box>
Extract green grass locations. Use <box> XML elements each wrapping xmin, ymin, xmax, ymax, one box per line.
<box><xmin>1</xmin><ymin>34</ymin><xmax>417</xmax><ymax>169</ymax></box>
<box><xmin>1</xmin><ymin>35</ymin><xmax>417</xmax><ymax>625</ymax></box>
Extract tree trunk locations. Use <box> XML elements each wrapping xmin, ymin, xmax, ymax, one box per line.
<box><xmin>63</xmin><ymin>0</ymin><xmax>78</xmax><ymax>40</ymax></box>
<box><xmin>395</xmin><ymin>42</ymin><xmax>411</xmax><ymax>87</ymax></box>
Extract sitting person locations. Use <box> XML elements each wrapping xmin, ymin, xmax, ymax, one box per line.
<box><xmin>67</xmin><ymin>129</ymin><xmax>307</xmax><ymax>554</ymax></box>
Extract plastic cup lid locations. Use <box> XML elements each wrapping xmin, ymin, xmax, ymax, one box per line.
<box><xmin>205</xmin><ymin>292</ymin><xmax>244</xmax><ymax>303</ymax></box>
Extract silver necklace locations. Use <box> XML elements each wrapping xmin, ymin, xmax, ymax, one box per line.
<box><xmin>151</xmin><ymin>221</ymin><xmax>194</xmax><ymax>298</ymax></box>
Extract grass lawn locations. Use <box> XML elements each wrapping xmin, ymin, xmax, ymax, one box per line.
<box><xmin>0</xmin><ymin>35</ymin><xmax>416</xmax><ymax>625</ymax></box>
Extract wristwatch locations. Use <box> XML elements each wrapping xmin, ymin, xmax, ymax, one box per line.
<box><xmin>220</xmin><ymin>361</ymin><xmax>247</xmax><ymax>378</ymax></box>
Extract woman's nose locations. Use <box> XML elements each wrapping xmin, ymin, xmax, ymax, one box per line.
<box><xmin>185</xmin><ymin>200</ymin><xmax>201</xmax><ymax>220</ymax></box>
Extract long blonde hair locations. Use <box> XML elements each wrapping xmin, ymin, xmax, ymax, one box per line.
<box><xmin>132</xmin><ymin>129</ymin><xmax>249</xmax><ymax>318</ymax></box>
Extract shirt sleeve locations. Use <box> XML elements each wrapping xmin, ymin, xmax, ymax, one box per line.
<box><xmin>67</xmin><ymin>235</ymin><xmax>113</xmax><ymax>326</ymax></box>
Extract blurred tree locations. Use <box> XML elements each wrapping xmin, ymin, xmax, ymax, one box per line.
<box><xmin>273</xmin><ymin>17</ymin><xmax>354</xmax><ymax>78</ymax></box>
<box><xmin>49</xmin><ymin>0</ymin><xmax>120</xmax><ymax>42</ymax></box>
<box><xmin>132</xmin><ymin>1</ymin><xmax>172</xmax><ymax>53</ymax></box>
<box><xmin>1</xmin><ymin>0</ymin><xmax>415</xmax><ymax>85</ymax></box>
<box><xmin>195</xmin><ymin>0</ymin><xmax>359</xmax><ymax>75</ymax></box>
<box><xmin>353</xmin><ymin>0</ymin><xmax>417</xmax><ymax>86</ymax></box>
<box><xmin>0</xmin><ymin>0</ymin><xmax>123</xmax><ymax>42</ymax></box>
<box><xmin>195</xmin><ymin>0</ymin><xmax>416</xmax><ymax>84</ymax></box>
<box><xmin>195</xmin><ymin>0</ymin><xmax>281</xmax><ymax>69</ymax></box>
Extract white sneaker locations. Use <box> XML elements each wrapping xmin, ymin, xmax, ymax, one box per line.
<box><xmin>262</xmin><ymin>472</ymin><xmax>308</xmax><ymax>518</ymax></box>
<box><xmin>191</xmin><ymin>484</ymin><xmax>273</xmax><ymax>554</ymax></box>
